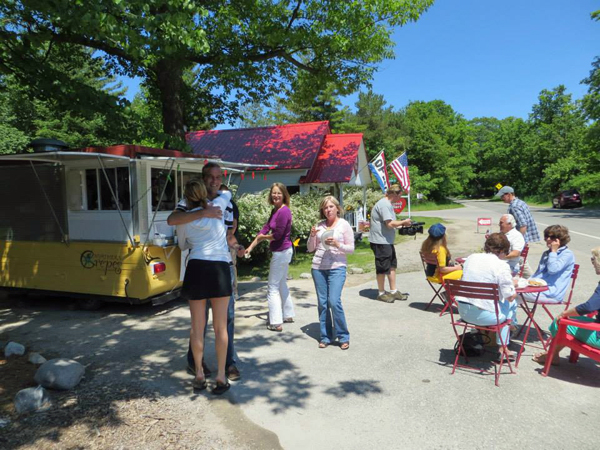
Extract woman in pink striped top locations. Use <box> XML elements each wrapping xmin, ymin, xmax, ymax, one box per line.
<box><xmin>308</xmin><ymin>196</ymin><xmax>355</xmax><ymax>350</ymax></box>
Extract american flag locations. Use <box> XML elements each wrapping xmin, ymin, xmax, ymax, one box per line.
<box><xmin>390</xmin><ymin>153</ymin><xmax>410</xmax><ymax>191</ymax></box>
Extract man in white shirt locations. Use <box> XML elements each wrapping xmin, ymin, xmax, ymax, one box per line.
<box><xmin>499</xmin><ymin>214</ymin><xmax>525</xmax><ymax>276</ymax></box>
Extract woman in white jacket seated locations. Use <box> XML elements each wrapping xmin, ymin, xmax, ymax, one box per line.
<box><xmin>177</xmin><ymin>179</ymin><xmax>234</xmax><ymax>395</ymax></box>
<box><xmin>456</xmin><ymin>233</ymin><xmax>518</xmax><ymax>359</ymax></box>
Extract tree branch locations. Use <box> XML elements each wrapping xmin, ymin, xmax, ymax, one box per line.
<box><xmin>286</xmin><ymin>0</ymin><xmax>303</xmax><ymax>32</ymax></box>
<box><xmin>49</xmin><ymin>31</ymin><xmax>137</xmax><ymax>64</ymax></box>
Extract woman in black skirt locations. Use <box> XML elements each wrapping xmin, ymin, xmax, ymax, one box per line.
<box><xmin>177</xmin><ymin>178</ymin><xmax>236</xmax><ymax>394</ymax></box>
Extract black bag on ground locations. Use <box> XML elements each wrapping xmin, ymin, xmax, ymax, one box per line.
<box><xmin>454</xmin><ymin>331</ymin><xmax>490</xmax><ymax>357</ymax></box>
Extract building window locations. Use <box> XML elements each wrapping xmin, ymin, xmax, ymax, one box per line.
<box><xmin>287</xmin><ymin>185</ymin><xmax>300</xmax><ymax>195</ymax></box>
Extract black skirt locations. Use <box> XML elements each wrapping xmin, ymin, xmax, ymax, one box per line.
<box><xmin>181</xmin><ymin>259</ymin><xmax>232</xmax><ymax>300</ymax></box>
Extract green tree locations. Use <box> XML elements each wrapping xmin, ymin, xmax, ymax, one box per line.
<box><xmin>0</xmin><ymin>47</ymin><xmax>134</xmax><ymax>151</ymax></box>
<box><xmin>400</xmin><ymin>100</ymin><xmax>476</xmax><ymax>200</ymax></box>
<box><xmin>0</xmin><ymin>0</ymin><xmax>434</xmax><ymax>143</ymax></box>
<box><xmin>523</xmin><ymin>85</ymin><xmax>589</xmax><ymax>197</ymax></box>
<box><xmin>468</xmin><ymin>116</ymin><xmax>529</xmax><ymax>196</ymax></box>
<box><xmin>575</xmin><ymin>55</ymin><xmax>600</xmax><ymax>197</ymax></box>
<box><xmin>353</xmin><ymin>90</ymin><xmax>406</xmax><ymax>161</ymax></box>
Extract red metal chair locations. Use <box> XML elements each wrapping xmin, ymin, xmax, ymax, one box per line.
<box><xmin>445</xmin><ymin>279</ymin><xmax>515</xmax><ymax>386</ymax></box>
<box><xmin>520</xmin><ymin>264</ymin><xmax>580</xmax><ymax>351</ymax></box>
<box><xmin>517</xmin><ymin>244</ymin><xmax>529</xmax><ymax>278</ymax></box>
<box><xmin>419</xmin><ymin>252</ymin><xmax>453</xmax><ymax>316</ymax></box>
<box><xmin>542</xmin><ymin>316</ymin><xmax>600</xmax><ymax>376</ymax></box>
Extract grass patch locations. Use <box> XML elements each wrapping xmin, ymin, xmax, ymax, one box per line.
<box><xmin>409</xmin><ymin>200</ymin><xmax>463</xmax><ymax>211</ymax></box>
<box><xmin>583</xmin><ymin>200</ymin><xmax>600</xmax><ymax>210</ymax></box>
<box><xmin>237</xmin><ymin>216</ymin><xmax>444</xmax><ymax>280</ymax></box>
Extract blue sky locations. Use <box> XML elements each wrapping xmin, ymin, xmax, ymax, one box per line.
<box><xmin>341</xmin><ymin>0</ymin><xmax>599</xmax><ymax>120</ymax></box>
<box><xmin>121</xmin><ymin>0</ymin><xmax>599</xmax><ymax>123</ymax></box>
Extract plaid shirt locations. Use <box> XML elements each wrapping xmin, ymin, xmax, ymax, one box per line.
<box><xmin>508</xmin><ymin>198</ymin><xmax>540</xmax><ymax>243</ymax></box>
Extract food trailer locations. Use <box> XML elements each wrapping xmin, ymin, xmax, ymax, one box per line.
<box><xmin>0</xmin><ymin>140</ymin><xmax>265</xmax><ymax>309</ymax></box>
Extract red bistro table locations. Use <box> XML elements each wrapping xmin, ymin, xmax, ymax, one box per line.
<box><xmin>515</xmin><ymin>285</ymin><xmax>550</xmax><ymax>366</ymax></box>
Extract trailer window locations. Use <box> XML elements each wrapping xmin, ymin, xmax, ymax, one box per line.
<box><xmin>179</xmin><ymin>171</ymin><xmax>202</xmax><ymax>197</ymax></box>
<box><xmin>85</xmin><ymin>168</ymin><xmax>130</xmax><ymax>211</ymax></box>
<box><xmin>151</xmin><ymin>168</ymin><xmax>177</xmax><ymax>211</ymax></box>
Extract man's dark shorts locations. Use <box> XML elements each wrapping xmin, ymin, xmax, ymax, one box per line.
<box><xmin>370</xmin><ymin>243</ymin><xmax>397</xmax><ymax>274</ymax></box>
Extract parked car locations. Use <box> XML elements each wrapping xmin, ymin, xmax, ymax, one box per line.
<box><xmin>552</xmin><ymin>189</ymin><xmax>583</xmax><ymax>209</ymax></box>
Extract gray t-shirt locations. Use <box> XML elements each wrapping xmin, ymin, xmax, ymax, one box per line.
<box><xmin>369</xmin><ymin>197</ymin><xmax>396</xmax><ymax>245</ymax></box>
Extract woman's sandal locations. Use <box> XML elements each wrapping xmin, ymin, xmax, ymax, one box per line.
<box><xmin>192</xmin><ymin>378</ymin><xmax>207</xmax><ymax>391</ymax></box>
<box><xmin>532</xmin><ymin>352</ymin><xmax>560</xmax><ymax>366</ymax></box>
<box><xmin>212</xmin><ymin>380</ymin><xmax>231</xmax><ymax>395</ymax></box>
<box><xmin>267</xmin><ymin>324</ymin><xmax>283</xmax><ymax>332</ymax></box>
<box><xmin>318</xmin><ymin>342</ymin><xmax>329</xmax><ymax>349</ymax></box>
<box><xmin>340</xmin><ymin>342</ymin><xmax>350</xmax><ymax>351</ymax></box>
<box><xmin>283</xmin><ymin>318</ymin><xmax>295</xmax><ymax>323</ymax></box>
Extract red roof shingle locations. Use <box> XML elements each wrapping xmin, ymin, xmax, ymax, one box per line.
<box><xmin>186</xmin><ymin>121</ymin><xmax>331</xmax><ymax>170</ymax></box>
<box><xmin>300</xmin><ymin>134</ymin><xmax>363</xmax><ymax>184</ymax></box>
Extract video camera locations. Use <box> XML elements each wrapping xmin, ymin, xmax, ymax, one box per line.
<box><xmin>398</xmin><ymin>221</ymin><xmax>425</xmax><ymax>237</ymax></box>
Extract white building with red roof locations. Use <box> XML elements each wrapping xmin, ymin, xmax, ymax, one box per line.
<box><xmin>186</xmin><ymin>121</ymin><xmax>371</xmax><ymax>197</ymax></box>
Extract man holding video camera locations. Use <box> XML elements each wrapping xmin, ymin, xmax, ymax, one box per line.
<box><xmin>368</xmin><ymin>185</ymin><xmax>413</xmax><ymax>303</ymax></box>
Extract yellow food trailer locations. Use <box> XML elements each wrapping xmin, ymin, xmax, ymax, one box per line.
<box><xmin>0</xmin><ymin>140</ymin><xmax>261</xmax><ymax>309</ymax></box>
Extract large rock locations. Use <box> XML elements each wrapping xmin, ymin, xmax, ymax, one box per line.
<box><xmin>14</xmin><ymin>386</ymin><xmax>50</xmax><ymax>414</ymax></box>
<box><xmin>250</xmin><ymin>276</ymin><xmax>262</xmax><ymax>282</ymax></box>
<box><xmin>28</xmin><ymin>352</ymin><xmax>47</xmax><ymax>365</ymax></box>
<box><xmin>299</xmin><ymin>273</ymin><xmax>312</xmax><ymax>279</ymax></box>
<box><xmin>34</xmin><ymin>358</ymin><xmax>85</xmax><ymax>390</ymax></box>
<box><xmin>4</xmin><ymin>342</ymin><xmax>25</xmax><ymax>358</ymax></box>
<box><xmin>348</xmin><ymin>267</ymin><xmax>364</xmax><ymax>274</ymax></box>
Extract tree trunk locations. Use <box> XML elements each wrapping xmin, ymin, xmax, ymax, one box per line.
<box><xmin>154</xmin><ymin>59</ymin><xmax>186</xmax><ymax>148</ymax></box>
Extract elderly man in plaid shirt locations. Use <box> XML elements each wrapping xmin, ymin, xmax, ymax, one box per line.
<box><xmin>496</xmin><ymin>186</ymin><xmax>540</xmax><ymax>277</ymax></box>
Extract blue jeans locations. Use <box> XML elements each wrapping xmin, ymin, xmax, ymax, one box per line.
<box><xmin>187</xmin><ymin>265</ymin><xmax>236</xmax><ymax>369</ymax></box>
<box><xmin>311</xmin><ymin>267</ymin><xmax>349</xmax><ymax>344</ymax></box>
<box><xmin>457</xmin><ymin>300</ymin><xmax>517</xmax><ymax>345</ymax></box>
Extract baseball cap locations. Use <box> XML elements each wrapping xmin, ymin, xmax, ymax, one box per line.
<box><xmin>495</xmin><ymin>186</ymin><xmax>514</xmax><ymax>197</ymax></box>
<box><xmin>428</xmin><ymin>223</ymin><xmax>446</xmax><ymax>238</ymax></box>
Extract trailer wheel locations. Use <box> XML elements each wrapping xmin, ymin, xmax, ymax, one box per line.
<box><xmin>78</xmin><ymin>298</ymin><xmax>105</xmax><ymax>311</ymax></box>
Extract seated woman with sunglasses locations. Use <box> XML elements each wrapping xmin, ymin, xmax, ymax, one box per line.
<box><xmin>520</xmin><ymin>225</ymin><xmax>575</xmax><ymax>303</ymax></box>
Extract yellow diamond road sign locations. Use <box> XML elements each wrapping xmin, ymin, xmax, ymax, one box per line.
<box><xmin>495</xmin><ymin>183</ymin><xmax>503</xmax><ymax>190</ymax></box>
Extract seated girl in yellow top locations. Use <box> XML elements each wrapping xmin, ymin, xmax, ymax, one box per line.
<box><xmin>421</xmin><ymin>223</ymin><xmax>463</xmax><ymax>283</ymax></box>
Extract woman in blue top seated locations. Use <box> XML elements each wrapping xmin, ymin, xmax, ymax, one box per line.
<box><xmin>521</xmin><ymin>225</ymin><xmax>575</xmax><ymax>303</ymax></box>
<box><xmin>533</xmin><ymin>246</ymin><xmax>600</xmax><ymax>364</ymax></box>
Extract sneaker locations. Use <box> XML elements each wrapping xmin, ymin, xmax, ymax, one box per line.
<box><xmin>226</xmin><ymin>365</ymin><xmax>241</xmax><ymax>381</ymax></box>
<box><xmin>392</xmin><ymin>291</ymin><xmax>409</xmax><ymax>301</ymax></box>
<box><xmin>376</xmin><ymin>293</ymin><xmax>395</xmax><ymax>303</ymax></box>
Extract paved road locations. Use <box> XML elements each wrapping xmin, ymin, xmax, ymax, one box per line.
<box><xmin>407</xmin><ymin>199</ymin><xmax>600</xmax><ymax>251</ymax></box>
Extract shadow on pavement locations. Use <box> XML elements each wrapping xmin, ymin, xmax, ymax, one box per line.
<box><xmin>358</xmin><ymin>288</ymin><xmax>380</xmax><ymax>300</ymax></box>
<box><xmin>407</xmin><ymin>301</ymin><xmax>450</xmax><ymax>314</ymax></box>
<box><xmin>300</xmin><ymin>322</ymin><xmax>320</xmax><ymax>342</ymax></box>
<box><xmin>532</xmin><ymin>360</ymin><xmax>600</xmax><ymax>388</ymax></box>
<box><xmin>323</xmin><ymin>380</ymin><xmax>382</xmax><ymax>398</ymax></box>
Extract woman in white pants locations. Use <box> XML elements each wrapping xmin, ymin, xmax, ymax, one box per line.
<box><xmin>246</xmin><ymin>183</ymin><xmax>294</xmax><ymax>331</ymax></box>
